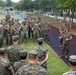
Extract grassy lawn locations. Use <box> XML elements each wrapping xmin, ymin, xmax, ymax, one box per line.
<box><xmin>27</xmin><ymin>13</ymin><xmax>60</xmax><ymax>23</ymax></box>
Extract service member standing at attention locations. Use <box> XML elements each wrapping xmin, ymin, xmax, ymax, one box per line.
<box><xmin>44</xmin><ymin>23</ymin><xmax>51</xmax><ymax>44</ymax></box>
<box><xmin>7</xmin><ymin>36</ymin><xmax>23</xmax><ymax>65</ymax></box>
<box><xmin>60</xmin><ymin>28</ymin><xmax>72</xmax><ymax>58</ymax></box>
<box><xmin>0</xmin><ymin>23</ymin><xmax>4</xmax><ymax>47</ymax></box>
<box><xmin>15</xmin><ymin>50</ymin><xmax>48</xmax><ymax>75</ymax></box>
<box><xmin>63</xmin><ymin>55</ymin><xmax>76</xmax><ymax>75</ymax></box>
<box><xmin>32</xmin><ymin>18</ymin><xmax>40</xmax><ymax>42</ymax></box>
<box><xmin>5</xmin><ymin>12</ymin><xmax>11</xmax><ymax>22</ymax></box>
<box><xmin>21</xmin><ymin>22</ymin><xmax>29</xmax><ymax>43</ymax></box>
<box><xmin>13</xmin><ymin>50</ymin><xmax>27</xmax><ymax>73</ymax></box>
<box><xmin>34</xmin><ymin>38</ymin><xmax>49</xmax><ymax>70</ymax></box>
<box><xmin>0</xmin><ymin>48</ymin><xmax>14</xmax><ymax>75</ymax></box>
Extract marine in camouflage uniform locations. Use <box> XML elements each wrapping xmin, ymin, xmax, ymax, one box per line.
<box><xmin>13</xmin><ymin>50</ymin><xmax>27</xmax><ymax>73</ymax></box>
<box><xmin>44</xmin><ymin>23</ymin><xmax>50</xmax><ymax>44</ymax></box>
<box><xmin>21</xmin><ymin>23</ymin><xmax>29</xmax><ymax>43</ymax></box>
<box><xmin>0</xmin><ymin>48</ymin><xmax>14</xmax><ymax>75</ymax></box>
<box><xmin>59</xmin><ymin>24</ymin><xmax>68</xmax><ymax>47</ymax></box>
<box><xmin>40</xmin><ymin>20</ymin><xmax>46</xmax><ymax>38</ymax></box>
<box><xmin>63</xmin><ymin>55</ymin><xmax>76</xmax><ymax>75</ymax></box>
<box><xmin>34</xmin><ymin>38</ymin><xmax>49</xmax><ymax>70</ymax></box>
<box><xmin>27</xmin><ymin>17</ymin><xmax>32</xmax><ymax>38</ymax></box>
<box><xmin>5</xmin><ymin>12</ymin><xmax>11</xmax><ymax>22</ymax></box>
<box><xmin>2</xmin><ymin>19</ymin><xmax>7</xmax><ymax>37</ymax></box>
<box><xmin>15</xmin><ymin>50</ymin><xmax>48</xmax><ymax>75</ymax></box>
<box><xmin>13</xmin><ymin>20</ymin><xmax>21</xmax><ymax>38</ymax></box>
<box><xmin>31</xmin><ymin>19</ymin><xmax>36</xmax><ymax>39</ymax></box>
<box><xmin>32</xmin><ymin>20</ymin><xmax>40</xmax><ymax>42</ymax></box>
<box><xmin>60</xmin><ymin>28</ymin><xmax>72</xmax><ymax>58</ymax></box>
<box><xmin>4</xmin><ymin>21</ymin><xmax>13</xmax><ymax>45</ymax></box>
<box><xmin>59</xmin><ymin>26</ymin><xmax>66</xmax><ymax>47</ymax></box>
<box><xmin>0</xmin><ymin>23</ymin><xmax>4</xmax><ymax>47</ymax></box>
<box><xmin>7</xmin><ymin>36</ymin><xmax>23</xmax><ymax>65</ymax></box>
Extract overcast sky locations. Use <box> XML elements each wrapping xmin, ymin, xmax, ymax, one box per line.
<box><xmin>3</xmin><ymin>0</ymin><xmax>20</xmax><ymax>3</ymax></box>
<box><xmin>11</xmin><ymin>0</ymin><xmax>20</xmax><ymax>2</ymax></box>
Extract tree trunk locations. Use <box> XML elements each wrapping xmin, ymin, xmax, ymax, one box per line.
<box><xmin>71</xmin><ymin>8</ymin><xmax>75</xmax><ymax>27</ymax></box>
<box><xmin>63</xmin><ymin>9</ymin><xmax>67</xmax><ymax>23</ymax></box>
<box><xmin>69</xmin><ymin>9</ymin><xmax>72</xmax><ymax>27</ymax></box>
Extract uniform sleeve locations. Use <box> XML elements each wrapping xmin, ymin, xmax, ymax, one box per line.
<box><xmin>13</xmin><ymin>62</ymin><xmax>19</xmax><ymax>72</ymax></box>
<box><xmin>37</xmin><ymin>67</ymin><xmax>48</xmax><ymax>75</ymax></box>
<box><xmin>6</xmin><ymin>61</ymin><xmax>14</xmax><ymax>75</ymax></box>
<box><xmin>15</xmin><ymin>67</ymin><xmax>24</xmax><ymax>75</ymax></box>
<box><xmin>6</xmin><ymin>46</ymin><xmax>10</xmax><ymax>54</ymax></box>
<box><xmin>45</xmin><ymin>47</ymin><xmax>49</xmax><ymax>54</ymax></box>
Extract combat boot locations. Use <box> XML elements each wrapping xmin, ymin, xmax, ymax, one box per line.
<box><xmin>65</xmin><ymin>55</ymin><xmax>68</xmax><ymax>58</ymax></box>
<box><xmin>59</xmin><ymin>54</ymin><xmax>63</xmax><ymax>58</ymax></box>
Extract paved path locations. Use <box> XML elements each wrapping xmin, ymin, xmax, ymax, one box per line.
<box><xmin>49</xmin><ymin>25</ymin><xmax>76</xmax><ymax>65</ymax></box>
<box><xmin>43</xmin><ymin>14</ymin><xmax>76</xmax><ymax>23</ymax></box>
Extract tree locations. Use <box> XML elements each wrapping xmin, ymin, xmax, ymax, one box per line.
<box><xmin>56</xmin><ymin>0</ymin><xmax>76</xmax><ymax>27</ymax></box>
<box><xmin>0</xmin><ymin>0</ymin><xmax>6</xmax><ymax>7</ymax></box>
<box><xmin>6</xmin><ymin>0</ymin><xmax>12</xmax><ymax>7</ymax></box>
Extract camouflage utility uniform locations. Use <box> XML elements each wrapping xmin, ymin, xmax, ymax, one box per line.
<box><xmin>34</xmin><ymin>45</ymin><xmax>48</xmax><ymax>69</ymax></box>
<box><xmin>21</xmin><ymin>24</ymin><xmax>29</xmax><ymax>42</ymax></box>
<box><xmin>63</xmin><ymin>70</ymin><xmax>76</xmax><ymax>75</ymax></box>
<box><xmin>16</xmin><ymin>63</ymin><xmax>48</xmax><ymax>75</ymax></box>
<box><xmin>0</xmin><ymin>25</ymin><xmax>4</xmax><ymax>47</ymax></box>
<box><xmin>7</xmin><ymin>44</ymin><xmax>23</xmax><ymax>65</ymax></box>
<box><xmin>44</xmin><ymin>26</ymin><xmax>50</xmax><ymax>43</ymax></box>
<box><xmin>61</xmin><ymin>32</ymin><xmax>72</xmax><ymax>56</ymax></box>
<box><xmin>0</xmin><ymin>56</ymin><xmax>13</xmax><ymax>75</ymax></box>
<box><xmin>33</xmin><ymin>23</ymin><xmax>40</xmax><ymax>42</ymax></box>
<box><xmin>14</xmin><ymin>61</ymin><xmax>27</xmax><ymax>72</ymax></box>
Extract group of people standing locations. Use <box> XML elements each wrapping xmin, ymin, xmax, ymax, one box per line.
<box><xmin>0</xmin><ymin>12</ymin><xmax>75</xmax><ymax>75</ymax></box>
<box><xmin>0</xmin><ymin>12</ymin><xmax>51</xmax><ymax>47</ymax></box>
<box><xmin>0</xmin><ymin>36</ymin><xmax>49</xmax><ymax>75</ymax></box>
<box><xmin>0</xmin><ymin>12</ymin><xmax>49</xmax><ymax>75</ymax></box>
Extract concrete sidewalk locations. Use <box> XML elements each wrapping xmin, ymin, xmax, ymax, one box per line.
<box><xmin>43</xmin><ymin>14</ymin><xmax>76</xmax><ymax>23</ymax></box>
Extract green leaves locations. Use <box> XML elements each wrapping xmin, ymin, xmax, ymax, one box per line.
<box><xmin>57</xmin><ymin>0</ymin><xmax>76</xmax><ymax>9</ymax></box>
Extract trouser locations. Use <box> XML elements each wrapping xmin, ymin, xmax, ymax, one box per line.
<box><xmin>33</xmin><ymin>31</ymin><xmax>40</xmax><ymax>42</ymax></box>
<box><xmin>41</xmin><ymin>62</ymin><xmax>47</xmax><ymax>70</ymax></box>
<box><xmin>60</xmin><ymin>38</ymin><xmax>63</xmax><ymax>46</ymax></box>
<box><xmin>22</xmin><ymin>33</ymin><xmax>28</xmax><ymax>42</ymax></box>
<box><xmin>44</xmin><ymin>34</ymin><xmax>50</xmax><ymax>42</ymax></box>
<box><xmin>61</xmin><ymin>43</ymin><xmax>70</xmax><ymax>55</ymax></box>
<box><xmin>28</xmin><ymin>28</ymin><xmax>31</xmax><ymax>38</ymax></box>
<box><xmin>40</xmin><ymin>31</ymin><xmax>44</xmax><ymax>38</ymax></box>
<box><xmin>0</xmin><ymin>38</ymin><xmax>3</xmax><ymax>47</ymax></box>
<box><xmin>6</xmin><ymin>35</ymin><xmax>12</xmax><ymax>45</ymax></box>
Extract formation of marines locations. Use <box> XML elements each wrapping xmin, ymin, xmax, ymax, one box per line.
<box><xmin>0</xmin><ymin>12</ymin><xmax>74</xmax><ymax>75</ymax></box>
<box><xmin>0</xmin><ymin>12</ymin><xmax>51</xmax><ymax>47</ymax></box>
<box><xmin>0</xmin><ymin>36</ymin><xmax>49</xmax><ymax>75</ymax></box>
<box><xmin>0</xmin><ymin>12</ymin><xmax>50</xmax><ymax>75</ymax></box>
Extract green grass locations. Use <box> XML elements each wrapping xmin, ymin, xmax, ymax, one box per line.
<box><xmin>27</xmin><ymin>13</ymin><xmax>60</xmax><ymax>23</ymax></box>
<box><xmin>0</xmin><ymin>15</ymin><xmax>5</xmax><ymax>20</ymax></box>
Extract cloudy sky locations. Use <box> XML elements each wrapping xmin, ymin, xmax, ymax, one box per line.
<box><xmin>11</xmin><ymin>0</ymin><xmax>20</xmax><ymax>2</ymax></box>
<box><xmin>3</xmin><ymin>0</ymin><xmax>20</xmax><ymax>3</ymax></box>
